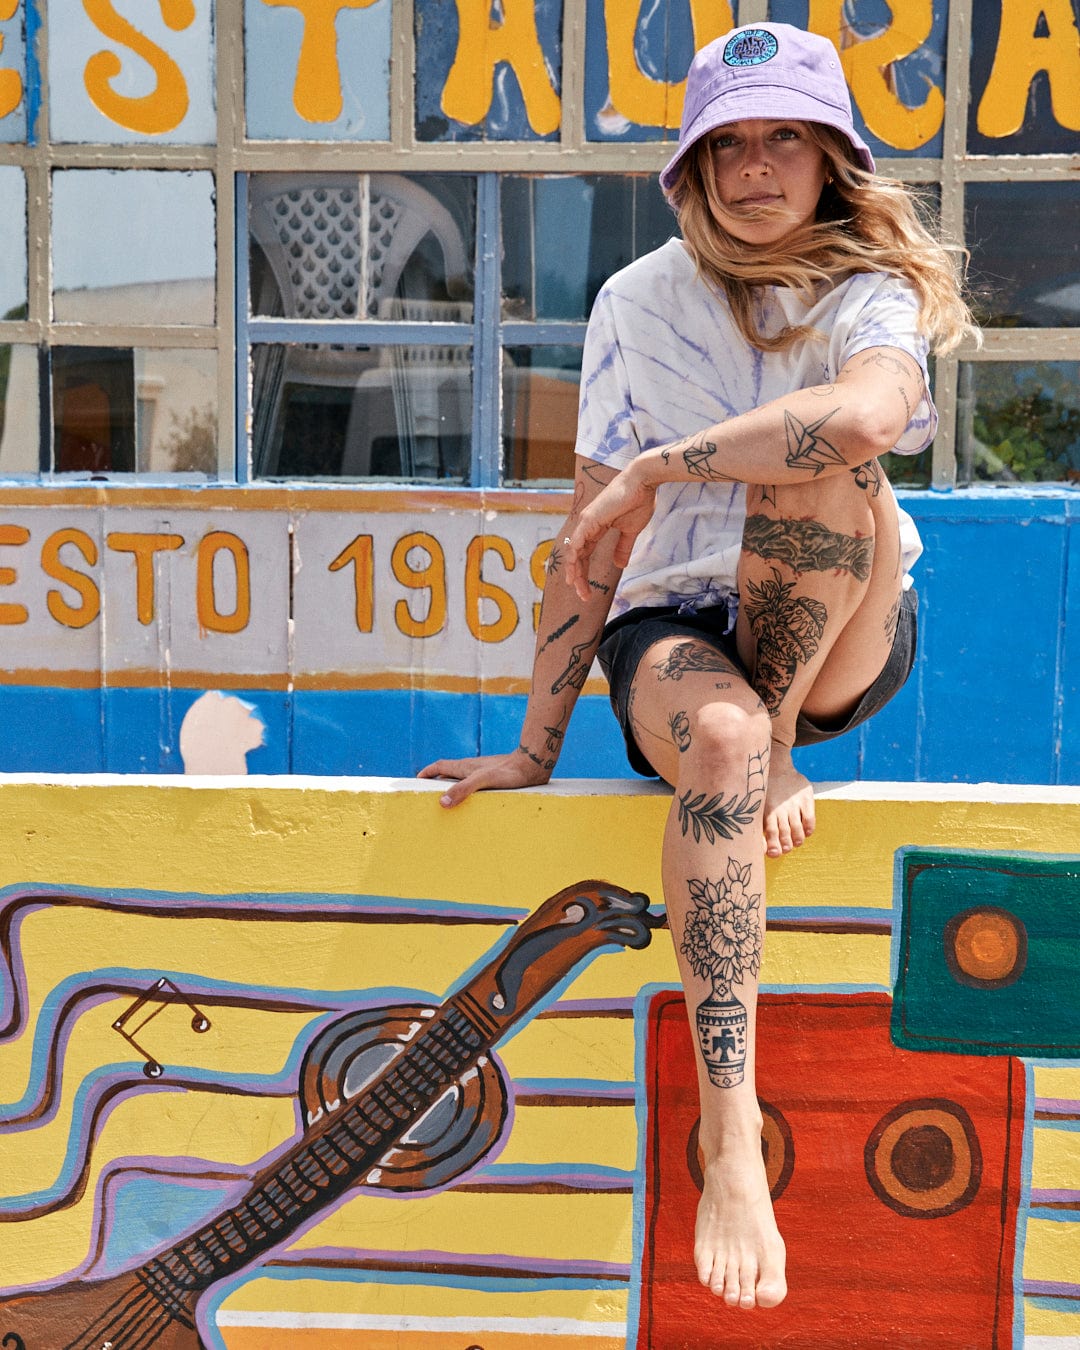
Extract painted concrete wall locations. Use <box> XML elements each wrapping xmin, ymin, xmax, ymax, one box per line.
<box><xmin>0</xmin><ymin>775</ymin><xmax>1075</xmax><ymax>1346</ymax></box>
<box><xmin>0</xmin><ymin>486</ymin><xmax>1076</xmax><ymax>785</ymax></box>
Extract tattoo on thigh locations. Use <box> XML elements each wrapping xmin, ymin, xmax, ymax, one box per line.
<box><xmin>884</xmin><ymin>594</ymin><xmax>902</xmax><ymax>644</ymax></box>
<box><xmin>851</xmin><ymin>459</ymin><xmax>884</xmax><ymax>497</ymax></box>
<box><xmin>677</xmin><ymin>747</ymin><xmax>767</xmax><ymax>844</ymax></box>
<box><xmin>743</xmin><ymin>569</ymin><xmax>828</xmax><ymax>715</ymax></box>
<box><xmin>784</xmin><ymin>409</ymin><xmax>845</xmax><ymax>476</ymax></box>
<box><xmin>669</xmin><ymin>709</ymin><xmax>692</xmax><ymax>752</ymax></box>
<box><xmin>652</xmin><ymin>640</ymin><xmax>740</xmax><ymax>681</ymax></box>
<box><xmin>743</xmin><ymin>514</ymin><xmax>874</xmax><ymax>582</ymax></box>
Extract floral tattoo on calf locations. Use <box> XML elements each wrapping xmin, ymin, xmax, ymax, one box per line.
<box><xmin>681</xmin><ymin>860</ymin><xmax>763</xmax><ymax>1088</ymax></box>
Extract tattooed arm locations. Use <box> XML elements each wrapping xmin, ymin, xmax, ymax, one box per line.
<box><xmin>418</xmin><ymin>455</ymin><xmax>623</xmax><ymax>806</ymax></box>
<box><xmin>564</xmin><ymin>346</ymin><xmax>922</xmax><ymax>601</ymax></box>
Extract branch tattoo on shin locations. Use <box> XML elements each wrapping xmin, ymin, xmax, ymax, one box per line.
<box><xmin>681</xmin><ymin>858</ymin><xmax>763</xmax><ymax>1088</ymax></box>
<box><xmin>678</xmin><ymin>745</ymin><xmax>768</xmax><ymax>844</ymax></box>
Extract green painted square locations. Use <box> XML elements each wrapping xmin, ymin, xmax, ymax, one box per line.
<box><xmin>892</xmin><ymin>848</ymin><xmax>1080</xmax><ymax>1056</ymax></box>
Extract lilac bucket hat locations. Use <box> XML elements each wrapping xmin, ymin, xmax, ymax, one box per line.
<box><xmin>659</xmin><ymin>23</ymin><xmax>875</xmax><ymax>193</ymax></box>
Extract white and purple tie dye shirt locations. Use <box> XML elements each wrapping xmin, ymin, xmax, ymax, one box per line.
<box><xmin>575</xmin><ymin>238</ymin><xmax>933</xmax><ymax>620</ymax></box>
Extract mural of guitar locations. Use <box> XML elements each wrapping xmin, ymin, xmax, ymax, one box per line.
<box><xmin>0</xmin><ymin>879</ymin><xmax>656</xmax><ymax>1350</ymax></box>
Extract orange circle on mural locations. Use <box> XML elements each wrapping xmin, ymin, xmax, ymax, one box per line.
<box><xmin>944</xmin><ymin>905</ymin><xmax>1027</xmax><ymax>988</ymax></box>
<box><xmin>865</xmin><ymin>1099</ymin><xmax>981</xmax><ymax>1218</ymax></box>
<box><xmin>687</xmin><ymin>1100</ymin><xmax>794</xmax><ymax>1202</ymax></box>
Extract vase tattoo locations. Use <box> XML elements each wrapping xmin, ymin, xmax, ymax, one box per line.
<box><xmin>680</xmin><ymin>859</ymin><xmax>763</xmax><ymax>1088</ymax></box>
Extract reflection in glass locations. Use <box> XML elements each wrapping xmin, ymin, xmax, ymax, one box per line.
<box><xmin>0</xmin><ymin>345</ymin><xmax>38</xmax><ymax>474</ymax></box>
<box><xmin>52</xmin><ymin>170</ymin><xmax>216</xmax><ymax>325</ymax></box>
<box><xmin>502</xmin><ymin>346</ymin><xmax>581</xmax><ymax>484</ymax></box>
<box><xmin>966</xmin><ymin>184</ymin><xmax>1080</xmax><ymax>328</ymax></box>
<box><xmin>958</xmin><ymin>362</ymin><xmax>1080</xmax><ymax>484</ymax></box>
<box><xmin>252</xmin><ymin>343</ymin><xmax>472</xmax><ymax>481</ymax></box>
<box><xmin>0</xmin><ymin>167</ymin><xmax>26</xmax><ymax>319</ymax></box>
<box><xmin>51</xmin><ymin>347</ymin><xmax>218</xmax><ymax>476</ymax></box>
<box><xmin>249</xmin><ymin>173</ymin><xmax>475</xmax><ymax>318</ymax></box>
<box><xmin>501</xmin><ymin>176</ymin><xmax>675</xmax><ymax>321</ymax></box>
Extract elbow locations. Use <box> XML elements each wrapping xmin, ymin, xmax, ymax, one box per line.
<box><xmin>844</xmin><ymin>404</ymin><xmax>907</xmax><ymax>464</ymax></box>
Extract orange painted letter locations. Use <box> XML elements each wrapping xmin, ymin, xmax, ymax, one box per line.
<box><xmin>106</xmin><ymin>531</ymin><xmax>184</xmax><ymax>626</ymax></box>
<box><xmin>442</xmin><ymin>0</ymin><xmax>561</xmax><ymax>135</ymax></box>
<box><xmin>978</xmin><ymin>0</ymin><xmax>1080</xmax><ymax>137</ymax></box>
<box><xmin>83</xmin><ymin>0</ymin><xmax>194</xmax><ymax>135</ymax></box>
<box><xmin>43</xmin><ymin>528</ymin><xmax>101</xmax><ymax>629</ymax></box>
<box><xmin>196</xmin><ymin>532</ymin><xmax>251</xmax><ymax>634</ymax></box>
<box><xmin>465</xmin><ymin>536</ymin><xmax>518</xmax><ymax>643</ymax></box>
<box><xmin>0</xmin><ymin>0</ymin><xmax>22</xmax><ymax>122</ymax></box>
<box><xmin>261</xmin><ymin>0</ymin><xmax>380</xmax><ymax>123</ymax></box>
<box><xmin>808</xmin><ymin>0</ymin><xmax>943</xmax><ymax>150</ymax></box>
<box><xmin>604</xmin><ymin>0</ymin><xmax>733</xmax><ymax>129</ymax></box>
<box><xmin>0</xmin><ymin>524</ymin><xmax>29</xmax><ymax>625</ymax></box>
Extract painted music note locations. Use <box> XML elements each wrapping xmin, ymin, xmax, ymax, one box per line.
<box><xmin>111</xmin><ymin>977</ymin><xmax>211</xmax><ymax>1078</ymax></box>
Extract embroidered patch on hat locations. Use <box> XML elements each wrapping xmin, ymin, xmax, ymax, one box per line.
<box><xmin>723</xmin><ymin>28</ymin><xmax>779</xmax><ymax>67</ymax></box>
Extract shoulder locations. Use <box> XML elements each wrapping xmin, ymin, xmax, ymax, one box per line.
<box><xmin>594</xmin><ymin>238</ymin><xmax>698</xmax><ymax>310</ymax></box>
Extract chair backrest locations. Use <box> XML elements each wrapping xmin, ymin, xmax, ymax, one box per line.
<box><xmin>249</xmin><ymin>174</ymin><xmax>470</xmax><ymax>320</ymax></box>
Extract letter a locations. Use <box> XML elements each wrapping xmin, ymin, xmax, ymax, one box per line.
<box><xmin>978</xmin><ymin>0</ymin><xmax>1080</xmax><ymax>137</ymax></box>
<box><xmin>442</xmin><ymin>0</ymin><xmax>560</xmax><ymax>136</ymax></box>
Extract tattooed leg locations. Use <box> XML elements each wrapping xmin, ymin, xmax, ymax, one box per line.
<box><xmin>737</xmin><ymin>461</ymin><xmax>904</xmax><ymax>856</ymax></box>
<box><xmin>629</xmin><ymin>644</ymin><xmax>786</xmax><ymax>1311</ymax></box>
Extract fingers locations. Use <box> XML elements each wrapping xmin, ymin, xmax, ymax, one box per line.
<box><xmin>416</xmin><ymin>758</ymin><xmax>483</xmax><ymax>808</ymax></box>
<box><xmin>562</xmin><ymin>524</ymin><xmax>598</xmax><ymax>603</ymax></box>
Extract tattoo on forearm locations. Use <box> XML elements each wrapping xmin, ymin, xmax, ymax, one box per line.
<box><xmin>743</xmin><ymin>514</ymin><xmax>875</xmax><ymax>581</ymax></box>
<box><xmin>544</xmin><ymin>707</ymin><xmax>568</xmax><ymax>757</ymax></box>
<box><xmin>682</xmin><ymin>437</ymin><xmax>738</xmax><ymax>482</ymax></box>
<box><xmin>784</xmin><ymin>408</ymin><xmax>846</xmax><ymax>476</ymax></box>
<box><xmin>809</xmin><ymin>383</ymin><xmax>836</xmax><ymax>397</ymax></box>
<box><xmin>546</xmin><ymin>545</ymin><xmax>563</xmax><ymax>575</ymax></box>
<box><xmin>676</xmin><ymin>746</ymin><xmax>766</xmax><ymax>843</ymax></box>
<box><xmin>744</xmin><ymin>568</ymin><xmax>828</xmax><ymax>716</ymax></box>
<box><xmin>551</xmin><ymin>631</ymin><xmax>601</xmax><ymax>693</ymax></box>
<box><xmin>588</xmin><ymin>579</ymin><xmax>611</xmax><ymax>595</ymax></box>
<box><xmin>653</xmin><ymin>640</ymin><xmax>740</xmax><ymax>682</ymax></box>
<box><xmin>851</xmin><ymin>459</ymin><xmax>883</xmax><ymax>498</ymax></box>
<box><xmin>682</xmin><ymin>860</ymin><xmax>763</xmax><ymax>1088</ymax></box>
<box><xmin>538</xmin><ymin>612</ymin><xmax>580</xmax><ymax>654</ymax></box>
<box><xmin>669</xmin><ymin>709</ymin><xmax>692</xmax><ymax>752</ymax></box>
<box><xmin>581</xmin><ymin>461</ymin><xmax>609</xmax><ymax>486</ymax></box>
<box><xmin>518</xmin><ymin>741</ymin><xmax>556</xmax><ymax>771</ymax></box>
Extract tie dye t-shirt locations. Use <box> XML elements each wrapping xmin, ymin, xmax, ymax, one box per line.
<box><xmin>575</xmin><ymin>238</ymin><xmax>934</xmax><ymax>620</ymax></box>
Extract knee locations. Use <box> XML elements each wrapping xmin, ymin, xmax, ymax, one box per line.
<box><xmin>683</xmin><ymin>700</ymin><xmax>770</xmax><ymax>781</ymax></box>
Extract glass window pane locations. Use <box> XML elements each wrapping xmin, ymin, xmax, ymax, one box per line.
<box><xmin>51</xmin><ymin>347</ymin><xmax>219</xmax><ymax>476</ymax></box>
<box><xmin>0</xmin><ymin>345</ymin><xmax>38</xmax><ymax>474</ymax></box>
<box><xmin>0</xmin><ymin>166</ymin><xmax>26</xmax><ymax>318</ymax></box>
<box><xmin>252</xmin><ymin>343</ymin><xmax>472</xmax><ymax>482</ymax></box>
<box><xmin>249</xmin><ymin>173</ymin><xmax>475</xmax><ymax>318</ymax></box>
<box><xmin>958</xmin><ymin>361</ymin><xmax>1080</xmax><ymax>485</ymax></box>
<box><xmin>501</xmin><ymin>175</ymin><xmax>675</xmax><ymax>321</ymax></box>
<box><xmin>47</xmin><ymin>0</ymin><xmax>215</xmax><ymax>145</ymax></box>
<box><xmin>967</xmin><ymin>184</ymin><xmax>1080</xmax><ymax>328</ymax></box>
<box><xmin>503</xmin><ymin>346</ymin><xmax>581</xmax><ymax>484</ymax></box>
<box><xmin>52</xmin><ymin>170</ymin><xmax>216</xmax><ymax>325</ymax></box>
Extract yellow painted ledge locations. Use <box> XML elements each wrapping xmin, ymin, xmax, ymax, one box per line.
<box><xmin>0</xmin><ymin>776</ymin><xmax>1077</xmax><ymax>907</ymax></box>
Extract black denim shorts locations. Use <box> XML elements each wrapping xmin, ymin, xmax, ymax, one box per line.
<box><xmin>596</xmin><ymin>588</ymin><xmax>918</xmax><ymax>777</ymax></box>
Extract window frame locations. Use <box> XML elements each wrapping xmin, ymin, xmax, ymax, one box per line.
<box><xmin>0</xmin><ymin>0</ymin><xmax>1075</xmax><ymax>489</ymax></box>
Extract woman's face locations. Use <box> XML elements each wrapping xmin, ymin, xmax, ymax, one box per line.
<box><xmin>705</xmin><ymin>119</ymin><xmax>828</xmax><ymax>246</ymax></box>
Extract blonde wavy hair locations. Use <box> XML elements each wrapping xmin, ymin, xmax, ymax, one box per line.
<box><xmin>667</xmin><ymin>123</ymin><xmax>977</xmax><ymax>355</ymax></box>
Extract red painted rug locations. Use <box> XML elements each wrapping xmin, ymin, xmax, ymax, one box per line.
<box><xmin>640</xmin><ymin>991</ymin><xmax>1024</xmax><ymax>1349</ymax></box>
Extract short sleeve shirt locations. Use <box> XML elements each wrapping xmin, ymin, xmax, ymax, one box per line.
<box><xmin>574</xmin><ymin>238</ymin><xmax>933</xmax><ymax>618</ymax></box>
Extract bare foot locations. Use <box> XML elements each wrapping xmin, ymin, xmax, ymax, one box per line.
<box><xmin>695</xmin><ymin>1137</ymin><xmax>787</xmax><ymax>1309</ymax></box>
<box><xmin>763</xmin><ymin>743</ymin><xmax>815</xmax><ymax>858</ymax></box>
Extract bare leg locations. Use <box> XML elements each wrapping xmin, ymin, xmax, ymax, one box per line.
<box><xmin>737</xmin><ymin>462</ymin><xmax>903</xmax><ymax>856</ymax></box>
<box><xmin>628</xmin><ymin>645</ymin><xmax>786</xmax><ymax>1309</ymax></box>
